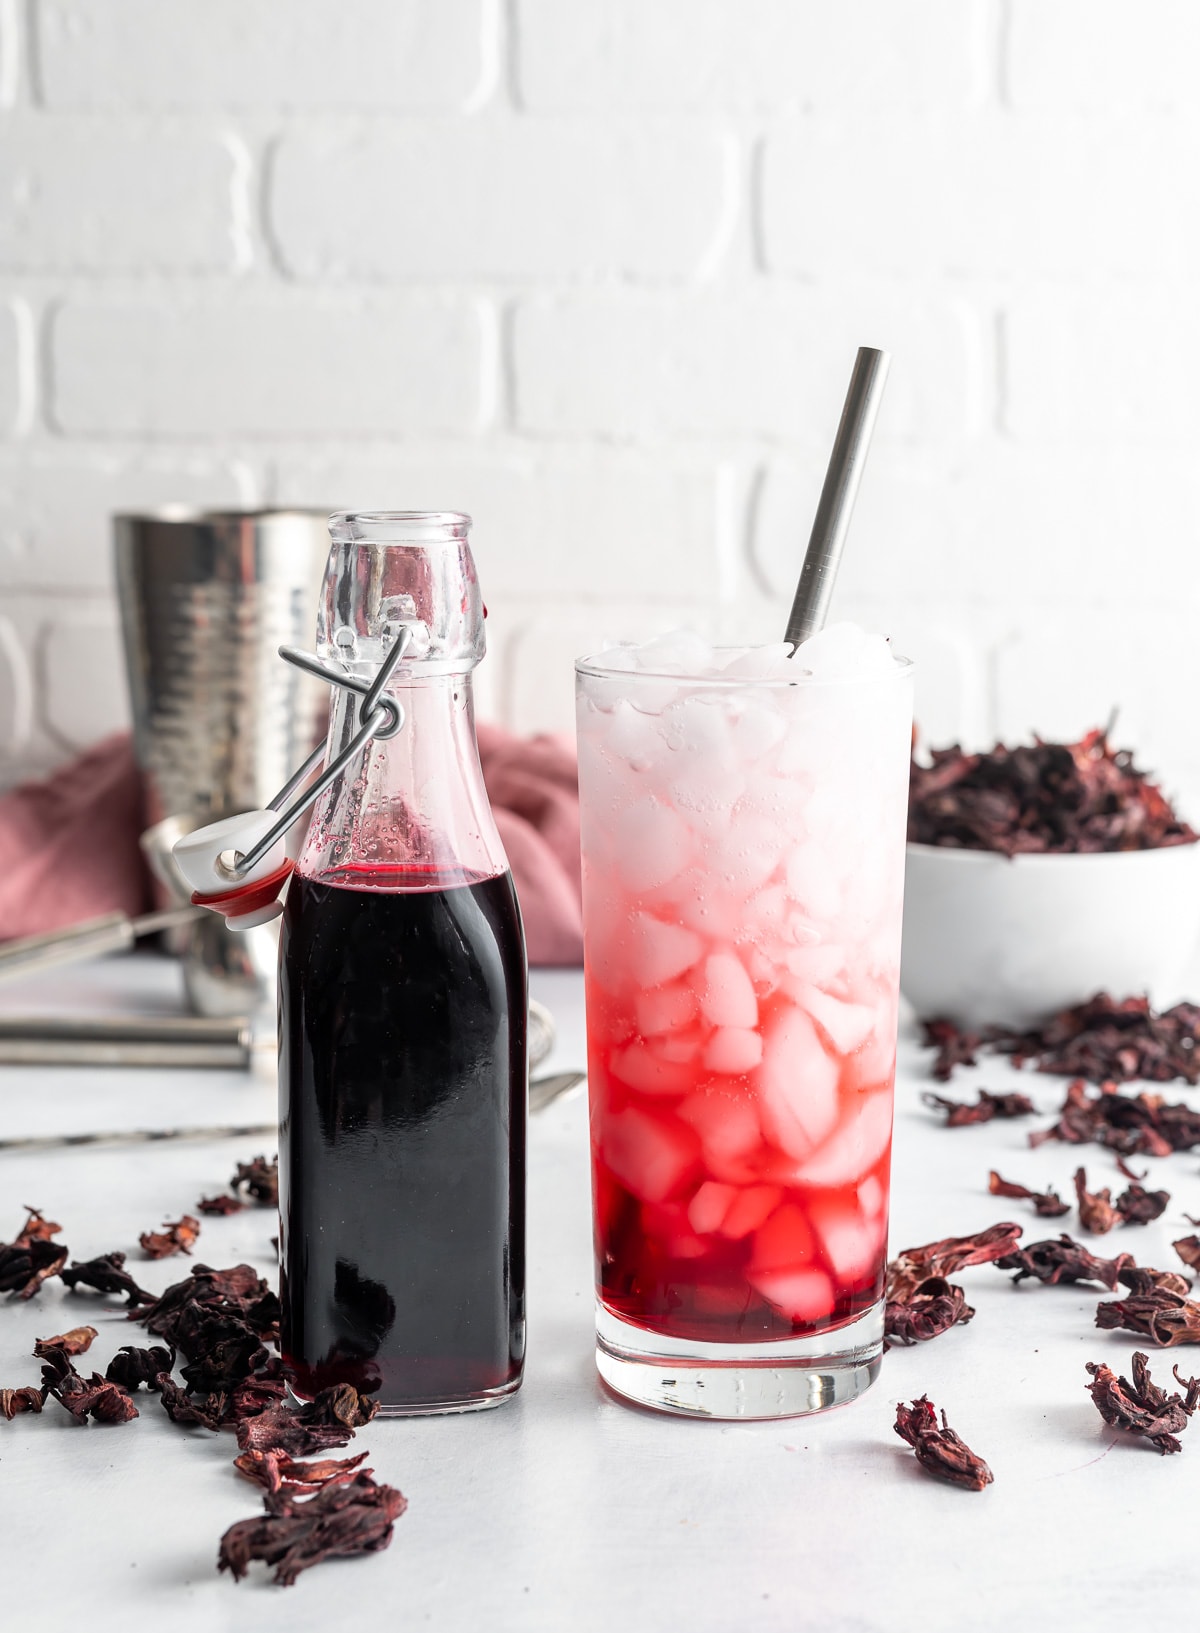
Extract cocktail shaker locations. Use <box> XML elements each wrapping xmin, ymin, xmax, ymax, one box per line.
<box><xmin>114</xmin><ymin>510</ymin><xmax>329</xmax><ymax>1017</ymax></box>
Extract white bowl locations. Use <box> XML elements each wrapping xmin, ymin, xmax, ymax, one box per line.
<box><xmin>899</xmin><ymin>840</ymin><xmax>1200</xmax><ymax>1028</ymax></box>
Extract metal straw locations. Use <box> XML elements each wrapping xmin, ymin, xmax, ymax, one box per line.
<box><xmin>783</xmin><ymin>346</ymin><xmax>891</xmax><ymax>648</ymax></box>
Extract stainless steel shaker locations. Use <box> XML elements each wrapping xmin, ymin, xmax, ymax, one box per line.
<box><xmin>114</xmin><ymin>510</ymin><xmax>330</xmax><ymax>1017</ymax></box>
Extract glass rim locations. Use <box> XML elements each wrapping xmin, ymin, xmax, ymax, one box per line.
<box><xmin>329</xmin><ymin>510</ymin><xmax>473</xmax><ymax>543</ymax></box>
<box><xmin>575</xmin><ymin>646</ymin><xmax>914</xmax><ymax>689</ymax></box>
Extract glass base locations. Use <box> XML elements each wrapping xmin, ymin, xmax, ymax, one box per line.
<box><xmin>595</xmin><ymin>1300</ymin><xmax>883</xmax><ymax>1420</ymax></box>
<box><xmin>376</xmin><ymin>1380</ymin><xmax>521</xmax><ymax>1418</ymax></box>
<box><xmin>292</xmin><ymin>1377</ymin><xmax>522</xmax><ymax>1419</ymax></box>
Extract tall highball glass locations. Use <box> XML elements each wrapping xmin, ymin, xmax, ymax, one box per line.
<box><xmin>576</xmin><ymin>645</ymin><xmax>913</xmax><ymax>1418</ymax></box>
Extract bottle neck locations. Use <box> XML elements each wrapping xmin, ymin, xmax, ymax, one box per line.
<box><xmin>297</xmin><ymin>669</ymin><xmax>509</xmax><ymax>891</ymax></box>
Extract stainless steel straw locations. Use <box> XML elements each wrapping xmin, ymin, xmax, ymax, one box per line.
<box><xmin>0</xmin><ymin>905</ymin><xmax>202</xmax><ymax>986</ymax></box>
<box><xmin>0</xmin><ymin>1013</ymin><xmax>252</xmax><ymax>1069</ymax></box>
<box><xmin>784</xmin><ymin>346</ymin><xmax>891</xmax><ymax>647</ymax></box>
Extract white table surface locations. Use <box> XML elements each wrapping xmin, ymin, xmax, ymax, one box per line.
<box><xmin>1</xmin><ymin>952</ymin><xmax>1197</xmax><ymax>1631</ymax></box>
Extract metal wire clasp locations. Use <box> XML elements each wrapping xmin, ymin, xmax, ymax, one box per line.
<box><xmin>227</xmin><ymin>625</ymin><xmax>412</xmax><ymax>880</ymax></box>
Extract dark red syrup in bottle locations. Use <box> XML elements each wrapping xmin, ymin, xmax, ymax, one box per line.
<box><xmin>278</xmin><ymin>862</ymin><xmax>527</xmax><ymax>1411</ymax></box>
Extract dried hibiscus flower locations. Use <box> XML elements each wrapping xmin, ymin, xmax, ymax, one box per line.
<box><xmin>909</xmin><ymin>730</ymin><xmax>1197</xmax><ymax>856</ymax></box>
<box><xmin>235</xmin><ymin>1384</ymin><xmax>379</xmax><ymax>1459</ymax></box>
<box><xmin>157</xmin><ymin>1375</ymin><xmax>226</xmax><ymax>1431</ymax></box>
<box><xmin>1086</xmin><ymin>1352</ymin><xmax>1200</xmax><ymax>1455</ymax></box>
<box><xmin>1029</xmin><ymin>1078</ymin><xmax>1200</xmax><ymax>1158</ymax></box>
<box><xmin>0</xmin><ymin>1207</ymin><xmax>68</xmax><ymax>1299</ymax></box>
<box><xmin>232</xmin><ymin>1156</ymin><xmax>278</xmax><ymax>1208</ymax></box>
<box><xmin>105</xmin><ymin>1345</ymin><xmax>175</xmax><ymax>1392</ymax></box>
<box><xmin>1120</xmin><ymin>1265</ymin><xmax>1192</xmax><ymax>1297</ymax></box>
<box><xmin>1115</xmin><ymin>1183</ymin><xmax>1170</xmax><ymax>1226</ymax></box>
<box><xmin>1174</xmin><ymin>1237</ymin><xmax>1200</xmax><ymax>1273</ymax></box>
<box><xmin>33</xmin><ymin>1326</ymin><xmax>97</xmax><ymax>1358</ymax></box>
<box><xmin>920</xmin><ymin>1019</ymin><xmax>982</xmax><ymax>1082</ymax></box>
<box><xmin>995</xmin><ymin>1233</ymin><xmax>1132</xmax><ymax>1289</ymax></box>
<box><xmin>198</xmin><ymin>1195</ymin><xmax>246</xmax><ymax>1217</ymax></box>
<box><xmin>893</xmin><ymin>1397</ymin><xmax>993</xmax><ymax>1491</ymax></box>
<box><xmin>60</xmin><ymin>1250</ymin><xmax>153</xmax><ymax>1307</ymax></box>
<box><xmin>39</xmin><ymin>1340</ymin><xmax>138</xmax><ymax>1425</ymax></box>
<box><xmin>16</xmin><ymin>1207</ymin><xmax>61</xmax><ymax>1242</ymax></box>
<box><xmin>885</xmin><ymin>1278</ymin><xmax>973</xmax><ymax>1347</ymax></box>
<box><xmin>0</xmin><ymin>1385</ymin><xmax>45</xmax><ymax>1419</ymax></box>
<box><xmin>886</xmin><ymin>1223</ymin><xmax>1023</xmax><ymax>1305</ymax></box>
<box><xmin>233</xmin><ymin>1448</ymin><xmax>371</xmax><ymax>1497</ymax></box>
<box><xmin>1096</xmin><ymin>1288</ymin><xmax>1200</xmax><ymax>1347</ymax></box>
<box><xmin>135</xmin><ymin>1262</ymin><xmax>280</xmax><ymax>1394</ymax></box>
<box><xmin>1074</xmin><ymin>1168</ymin><xmax>1119</xmax><ymax>1234</ymax></box>
<box><xmin>224</xmin><ymin>1355</ymin><xmax>289</xmax><ymax>1422</ymax></box>
<box><xmin>218</xmin><ymin>1473</ymin><xmax>406</xmax><ymax>1588</ymax></box>
<box><xmin>987</xmin><ymin>1171</ymin><xmax>1070</xmax><ymax>1217</ymax></box>
<box><xmin>924</xmin><ymin>1089</ymin><xmax>1036</xmax><ymax>1126</ymax></box>
<box><xmin>140</xmin><ymin>1215</ymin><xmax>201</xmax><ymax>1259</ymax></box>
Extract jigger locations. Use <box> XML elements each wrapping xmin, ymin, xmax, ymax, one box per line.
<box><xmin>114</xmin><ymin>510</ymin><xmax>330</xmax><ymax>1017</ymax></box>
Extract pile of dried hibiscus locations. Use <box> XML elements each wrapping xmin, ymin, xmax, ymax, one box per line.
<box><xmin>0</xmin><ymin>1161</ymin><xmax>405</xmax><ymax>1587</ymax></box>
<box><xmin>908</xmin><ymin>728</ymin><xmax>1197</xmax><ymax>855</ymax></box>
<box><xmin>922</xmin><ymin>993</ymin><xmax>1200</xmax><ymax>1088</ymax></box>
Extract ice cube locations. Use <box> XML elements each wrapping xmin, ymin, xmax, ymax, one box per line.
<box><xmin>699</xmin><ymin>952</ymin><xmax>758</xmax><ymax>1029</ymax></box>
<box><xmin>675</xmin><ymin>1087</ymin><xmax>763</xmax><ymax>1184</ymax></box>
<box><xmin>800</xmin><ymin>987</ymin><xmax>876</xmax><ymax>1056</ymax></box>
<box><xmin>843</xmin><ymin>1012</ymin><xmax>897</xmax><ymax>1094</ymax></box>
<box><xmin>742</xmin><ymin>885</ymin><xmax>789</xmax><ymax>941</ymax></box>
<box><xmin>671</xmin><ymin>869</ymin><xmax>743</xmax><ymax>941</ymax></box>
<box><xmin>791</xmin><ymin>1091</ymin><xmax>893</xmax><ymax>1189</ymax></box>
<box><xmin>650</xmin><ymin>1031</ymin><xmax>701</xmax><ymax>1065</ymax></box>
<box><xmin>703</xmin><ymin>1027</ymin><xmax>763</xmax><ymax>1075</ymax></box>
<box><xmin>721</xmin><ymin>644</ymin><xmax>796</xmax><ymax>679</ymax></box>
<box><xmin>636</xmin><ymin>983</ymin><xmax>699</xmax><ymax>1037</ymax></box>
<box><xmin>581</xmin><ymin>645</ymin><xmax>640</xmax><ymax>712</ymax></box>
<box><xmin>605</xmin><ymin>699</ymin><xmax>668</xmax><ymax>773</ymax></box>
<box><xmin>713</xmin><ymin>819</ymin><xmax>783</xmax><ymax>897</ymax></box>
<box><xmin>667</xmin><ymin>755</ymin><xmax>744</xmax><ymax>839</ymax></box>
<box><xmin>736</xmin><ymin>771</ymin><xmax>814</xmax><ymax>832</ymax></box>
<box><xmin>756</xmin><ymin>1007</ymin><xmax>840</xmax><ymax>1161</ymax></box>
<box><xmin>627</xmin><ymin>913</ymin><xmax>704</xmax><ymax>988</ymax></box>
<box><xmin>661</xmin><ymin>693</ymin><xmax>735</xmax><ymax>760</ymax></box>
<box><xmin>611</xmin><ymin>1041</ymin><xmax>695</xmax><ymax>1096</ymax></box>
<box><xmin>614</xmin><ymin>795</ymin><xmax>692</xmax><ymax>894</ymax></box>
<box><xmin>718</xmin><ymin>1184</ymin><xmax>781</xmax><ymax>1240</ymax></box>
<box><xmin>634</xmin><ymin>629</ymin><xmax>716</xmax><ymax>674</ymax></box>
<box><xmin>687</xmin><ymin>1180</ymin><xmax>737</xmax><ymax>1236</ymax></box>
<box><xmin>791</xmin><ymin>621</ymin><xmax>895</xmax><ymax>682</ymax></box>
<box><xmin>785</xmin><ymin>844</ymin><xmax>841</xmax><ymax>922</ymax></box>
<box><xmin>745</xmin><ymin>946</ymin><xmax>783</xmax><ymax>995</ymax></box>
<box><xmin>748</xmin><ymin>1201</ymin><xmax>817</xmax><ymax>1270</ymax></box>
<box><xmin>602</xmin><ymin>1106</ymin><xmax>701</xmax><ymax>1203</ymax></box>
<box><xmin>641</xmin><ymin>1201</ymin><xmax>709</xmax><ymax>1259</ymax></box>
<box><xmin>729</xmin><ymin>694</ymin><xmax>788</xmax><ymax>762</ymax></box>
<box><xmin>782</xmin><ymin>944</ymin><xmax>847</xmax><ymax>992</ymax></box>
<box><xmin>809</xmin><ymin>1195</ymin><xmax>885</xmax><ymax>1285</ymax></box>
<box><xmin>857</xmin><ymin>1174</ymin><xmax>886</xmax><ymax>1220</ymax></box>
<box><xmin>746</xmin><ymin>1267</ymin><xmax>835</xmax><ymax>1323</ymax></box>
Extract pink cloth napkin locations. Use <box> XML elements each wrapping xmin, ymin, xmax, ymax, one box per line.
<box><xmin>0</xmin><ymin>732</ymin><xmax>151</xmax><ymax>942</ymax></box>
<box><xmin>477</xmin><ymin>724</ymin><xmax>583</xmax><ymax>966</ymax></box>
<box><xmin>0</xmin><ymin>726</ymin><xmax>584</xmax><ymax>967</ymax></box>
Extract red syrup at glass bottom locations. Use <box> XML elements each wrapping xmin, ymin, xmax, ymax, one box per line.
<box><xmin>278</xmin><ymin>864</ymin><xmax>527</xmax><ymax>1411</ymax></box>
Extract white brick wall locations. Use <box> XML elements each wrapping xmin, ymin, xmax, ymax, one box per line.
<box><xmin>0</xmin><ymin>0</ymin><xmax>1197</xmax><ymax>803</ymax></box>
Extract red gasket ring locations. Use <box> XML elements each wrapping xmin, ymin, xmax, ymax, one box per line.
<box><xmin>191</xmin><ymin>858</ymin><xmax>295</xmax><ymax>916</ymax></box>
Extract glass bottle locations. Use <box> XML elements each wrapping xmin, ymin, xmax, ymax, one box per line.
<box><xmin>278</xmin><ymin>511</ymin><xmax>527</xmax><ymax>1416</ymax></box>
